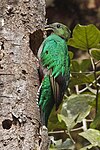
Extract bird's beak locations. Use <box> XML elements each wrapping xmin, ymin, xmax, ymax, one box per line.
<box><xmin>44</xmin><ymin>24</ymin><xmax>54</xmax><ymax>31</ymax></box>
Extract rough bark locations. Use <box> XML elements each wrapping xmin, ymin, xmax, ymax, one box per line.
<box><xmin>0</xmin><ymin>0</ymin><xmax>49</xmax><ymax>149</ymax></box>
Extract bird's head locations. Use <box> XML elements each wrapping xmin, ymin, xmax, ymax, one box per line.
<box><xmin>45</xmin><ymin>22</ymin><xmax>71</xmax><ymax>41</ymax></box>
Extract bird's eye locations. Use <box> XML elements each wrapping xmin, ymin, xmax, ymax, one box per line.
<box><xmin>57</xmin><ymin>24</ymin><xmax>61</xmax><ymax>28</ymax></box>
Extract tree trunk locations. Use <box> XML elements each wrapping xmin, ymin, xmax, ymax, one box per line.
<box><xmin>0</xmin><ymin>0</ymin><xmax>49</xmax><ymax>149</ymax></box>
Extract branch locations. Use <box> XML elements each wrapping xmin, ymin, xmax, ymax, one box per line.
<box><xmin>48</xmin><ymin>119</ymin><xmax>93</xmax><ymax>135</ymax></box>
<box><xmin>78</xmin><ymin>76</ymin><xmax>100</xmax><ymax>94</ymax></box>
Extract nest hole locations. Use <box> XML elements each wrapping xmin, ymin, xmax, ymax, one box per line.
<box><xmin>29</xmin><ymin>29</ymin><xmax>44</xmax><ymax>56</ymax></box>
<box><xmin>2</xmin><ymin>119</ymin><xmax>12</xmax><ymax>129</ymax></box>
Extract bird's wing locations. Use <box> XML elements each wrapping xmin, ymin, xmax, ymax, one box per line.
<box><xmin>40</xmin><ymin>38</ymin><xmax>69</xmax><ymax>78</ymax></box>
<box><xmin>40</xmin><ymin>37</ymin><xmax>70</xmax><ymax>109</ymax></box>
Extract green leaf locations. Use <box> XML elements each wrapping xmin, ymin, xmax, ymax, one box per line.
<box><xmin>50</xmin><ymin>139</ymin><xmax>62</xmax><ymax>150</ymax></box>
<box><xmin>50</xmin><ymin>138</ymin><xmax>75</xmax><ymax>150</ymax></box>
<box><xmin>90</xmin><ymin>94</ymin><xmax>100</xmax><ymax>129</ymax></box>
<box><xmin>90</xmin><ymin>48</ymin><xmax>100</xmax><ymax>60</ymax></box>
<box><xmin>90</xmin><ymin>111</ymin><xmax>100</xmax><ymax>130</ymax></box>
<box><xmin>87</xmin><ymin>71</ymin><xmax>100</xmax><ymax>82</ymax></box>
<box><xmin>69</xmin><ymin>73</ymin><xmax>92</xmax><ymax>87</ymax></box>
<box><xmin>96</xmin><ymin>43</ymin><xmax>100</xmax><ymax>49</ymax></box>
<box><xmin>89</xmin><ymin>93</ymin><xmax>100</xmax><ymax>108</ymax></box>
<box><xmin>60</xmin><ymin>94</ymin><xmax>95</xmax><ymax>130</ymax></box>
<box><xmin>71</xmin><ymin>60</ymin><xmax>80</xmax><ymax>72</ymax></box>
<box><xmin>70</xmin><ymin>71</ymin><xmax>100</xmax><ymax>88</ymax></box>
<box><xmin>80</xmin><ymin>59</ymin><xmax>91</xmax><ymax>72</ymax></box>
<box><xmin>68</xmin><ymin>24</ymin><xmax>100</xmax><ymax>51</ymax></box>
<box><xmin>58</xmin><ymin>114</ymin><xmax>77</xmax><ymax>130</ymax></box>
<box><xmin>68</xmin><ymin>51</ymin><xmax>74</xmax><ymax>60</ymax></box>
<box><xmin>48</xmin><ymin>106</ymin><xmax>66</xmax><ymax>131</ymax></box>
<box><xmin>71</xmin><ymin>59</ymin><xmax>91</xmax><ymax>72</ymax></box>
<box><xmin>79</xmin><ymin>129</ymin><xmax>100</xmax><ymax>147</ymax></box>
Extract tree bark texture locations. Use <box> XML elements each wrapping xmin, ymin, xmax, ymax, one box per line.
<box><xmin>0</xmin><ymin>0</ymin><xmax>49</xmax><ymax>149</ymax></box>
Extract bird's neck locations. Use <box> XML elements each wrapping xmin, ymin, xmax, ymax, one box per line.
<box><xmin>52</xmin><ymin>33</ymin><xmax>67</xmax><ymax>42</ymax></box>
<box><xmin>50</xmin><ymin>33</ymin><xmax>67</xmax><ymax>42</ymax></box>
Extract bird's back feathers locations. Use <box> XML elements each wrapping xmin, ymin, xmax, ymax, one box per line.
<box><xmin>38</xmin><ymin>34</ymin><xmax>70</xmax><ymax>126</ymax></box>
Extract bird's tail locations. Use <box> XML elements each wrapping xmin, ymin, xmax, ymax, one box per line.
<box><xmin>37</xmin><ymin>75</ymin><xmax>54</xmax><ymax>126</ymax></box>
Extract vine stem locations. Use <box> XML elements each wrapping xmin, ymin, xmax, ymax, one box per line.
<box><xmin>67</xmin><ymin>130</ymin><xmax>75</xmax><ymax>144</ymax></box>
<box><xmin>48</xmin><ymin>120</ymin><xmax>93</xmax><ymax>134</ymax></box>
<box><xmin>90</xmin><ymin>57</ymin><xmax>99</xmax><ymax>114</ymax></box>
<box><xmin>78</xmin><ymin>76</ymin><xmax>100</xmax><ymax>94</ymax></box>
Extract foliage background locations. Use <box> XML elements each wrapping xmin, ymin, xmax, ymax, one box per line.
<box><xmin>45</xmin><ymin>0</ymin><xmax>100</xmax><ymax>149</ymax></box>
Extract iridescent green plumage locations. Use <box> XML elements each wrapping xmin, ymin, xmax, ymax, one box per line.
<box><xmin>39</xmin><ymin>76</ymin><xmax>54</xmax><ymax>125</ymax></box>
<box><xmin>38</xmin><ymin>23</ymin><xmax>71</xmax><ymax>126</ymax></box>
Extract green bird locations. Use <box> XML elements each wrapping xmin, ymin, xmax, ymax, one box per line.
<box><xmin>37</xmin><ymin>22</ymin><xmax>71</xmax><ymax>126</ymax></box>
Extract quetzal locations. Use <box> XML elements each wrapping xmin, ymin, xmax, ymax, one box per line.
<box><xmin>37</xmin><ymin>22</ymin><xmax>71</xmax><ymax>126</ymax></box>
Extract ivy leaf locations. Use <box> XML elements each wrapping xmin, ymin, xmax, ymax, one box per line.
<box><xmin>71</xmin><ymin>60</ymin><xmax>80</xmax><ymax>72</ymax></box>
<box><xmin>69</xmin><ymin>73</ymin><xmax>92</xmax><ymax>87</ymax></box>
<box><xmin>90</xmin><ymin>48</ymin><xmax>100</xmax><ymax>60</ymax></box>
<box><xmin>71</xmin><ymin>59</ymin><xmax>91</xmax><ymax>72</ymax></box>
<box><xmin>58</xmin><ymin>114</ymin><xmax>77</xmax><ymax>130</ymax></box>
<box><xmin>80</xmin><ymin>59</ymin><xmax>91</xmax><ymax>72</ymax></box>
<box><xmin>68</xmin><ymin>24</ymin><xmax>100</xmax><ymax>51</ymax></box>
<box><xmin>79</xmin><ymin>129</ymin><xmax>100</xmax><ymax>148</ymax></box>
<box><xmin>59</xmin><ymin>94</ymin><xmax>95</xmax><ymax>130</ymax></box>
<box><xmin>50</xmin><ymin>138</ymin><xmax>75</xmax><ymax>150</ymax></box>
